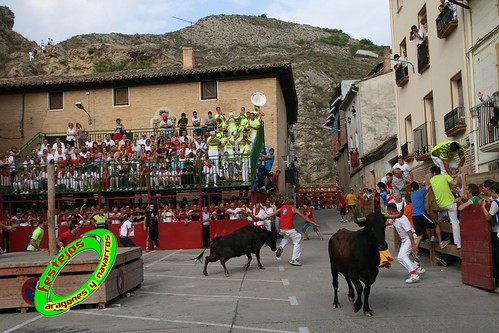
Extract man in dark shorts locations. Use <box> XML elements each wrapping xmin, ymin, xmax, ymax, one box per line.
<box><xmin>145</xmin><ymin>204</ymin><xmax>159</xmax><ymax>251</ymax></box>
<box><xmin>410</xmin><ymin>182</ymin><xmax>449</xmax><ymax>249</ymax></box>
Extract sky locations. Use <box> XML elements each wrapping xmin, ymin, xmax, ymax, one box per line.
<box><xmin>2</xmin><ymin>0</ymin><xmax>391</xmax><ymax>46</ymax></box>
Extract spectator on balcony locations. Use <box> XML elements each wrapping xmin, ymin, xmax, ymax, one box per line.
<box><xmin>440</xmin><ymin>0</ymin><xmax>457</xmax><ymax>19</ymax></box>
<box><xmin>177</xmin><ymin>112</ymin><xmax>188</xmax><ymax>132</ymax></box>
<box><xmin>160</xmin><ymin>115</ymin><xmax>174</xmax><ymax>138</ymax></box>
<box><xmin>205</xmin><ymin>111</ymin><xmax>216</xmax><ymax>133</ymax></box>
<box><xmin>248</xmin><ymin>112</ymin><xmax>261</xmax><ymax>144</ymax></box>
<box><xmin>191</xmin><ymin>111</ymin><xmax>202</xmax><ymax>136</ymax></box>
<box><xmin>203</xmin><ymin>159</ymin><xmax>218</xmax><ymax>187</ymax></box>
<box><xmin>431</xmin><ymin>140</ymin><xmax>465</xmax><ymax>176</ymax></box>
<box><xmin>478</xmin><ymin>91</ymin><xmax>499</xmax><ymax>142</ymax></box>
<box><xmin>66</xmin><ymin>122</ymin><xmax>76</xmax><ymax>147</ymax></box>
<box><xmin>76</xmin><ymin>123</ymin><xmax>86</xmax><ymax>149</ymax></box>
<box><xmin>409</xmin><ymin>25</ymin><xmax>425</xmax><ymax>49</ymax></box>
<box><xmin>114</xmin><ymin>118</ymin><xmax>125</xmax><ymax>142</ymax></box>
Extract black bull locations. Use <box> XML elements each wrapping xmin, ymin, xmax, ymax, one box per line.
<box><xmin>195</xmin><ymin>225</ymin><xmax>278</xmax><ymax>277</ymax></box>
<box><xmin>328</xmin><ymin>209</ymin><xmax>402</xmax><ymax>316</ymax></box>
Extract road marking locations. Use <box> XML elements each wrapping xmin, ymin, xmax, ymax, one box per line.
<box><xmin>73</xmin><ymin>310</ymin><xmax>303</xmax><ymax>333</ymax></box>
<box><xmin>145</xmin><ymin>274</ymin><xmax>288</xmax><ymax>284</ymax></box>
<box><xmin>299</xmin><ymin>328</ymin><xmax>310</xmax><ymax>333</ymax></box>
<box><xmin>2</xmin><ymin>315</ymin><xmax>43</xmax><ymax>333</ymax></box>
<box><xmin>144</xmin><ymin>249</ymin><xmax>183</xmax><ymax>268</ymax></box>
<box><xmin>137</xmin><ymin>290</ymin><xmax>297</xmax><ymax>305</ymax></box>
<box><xmin>279</xmin><ymin>266</ymin><xmax>285</xmax><ymax>271</ymax></box>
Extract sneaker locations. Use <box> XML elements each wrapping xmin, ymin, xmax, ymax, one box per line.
<box><xmin>405</xmin><ymin>274</ymin><xmax>420</xmax><ymax>284</ymax></box>
<box><xmin>289</xmin><ymin>259</ymin><xmax>302</xmax><ymax>266</ymax></box>
<box><xmin>440</xmin><ymin>240</ymin><xmax>450</xmax><ymax>249</ymax></box>
<box><xmin>430</xmin><ymin>236</ymin><xmax>438</xmax><ymax>242</ymax></box>
<box><xmin>436</xmin><ymin>258</ymin><xmax>448</xmax><ymax>267</ymax></box>
<box><xmin>416</xmin><ymin>266</ymin><xmax>426</xmax><ymax>275</ymax></box>
<box><xmin>276</xmin><ymin>247</ymin><xmax>283</xmax><ymax>258</ymax></box>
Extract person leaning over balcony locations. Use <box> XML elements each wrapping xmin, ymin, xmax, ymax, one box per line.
<box><xmin>114</xmin><ymin>118</ymin><xmax>125</xmax><ymax>142</ymax></box>
<box><xmin>66</xmin><ymin>122</ymin><xmax>76</xmax><ymax>147</ymax></box>
<box><xmin>431</xmin><ymin>140</ymin><xmax>465</xmax><ymax>176</ymax></box>
<box><xmin>409</xmin><ymin>25</ymin><xmax>425</xmax><ymax>48</ymax></box>
<box><xmin>479</xmin><ymin>179</ymin><xmax>499</xmax><ymax>294</ymax></box>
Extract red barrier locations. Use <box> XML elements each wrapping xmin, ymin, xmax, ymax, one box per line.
<box><xmin>460</xmin><ymin>204</ymin><xmax>495</xmax><ymax>290</ymax></box>
<box><xmin>209</xmin><ymin>219</ymin><xmax>252</xmax><ymax>239</ymax></box>
<box><xmin>8</xmin><ymin>226</ymin><xmax>48</xmax><ymax>252</ymax></box>
<box><xmin>159</xmin><ymin>222</ymin><xmax>203</xmax><ymax>250</ymax></box>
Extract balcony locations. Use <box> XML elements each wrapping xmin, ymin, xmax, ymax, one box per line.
<box><xmin>444</xmin><ymin>107</ymin><xmax>467</xmax><ymax>137</ymax></box>
<box><xmin>395</xmin><ymin>66</ymin><xmax>409</xmax><ymax>87</ymax></box>
<box><xmin>417</xmin><ymin>43</ymin><xmax>430</xmax><ymax>74</ymax></box>
<box><xmin>413</xmin><ymin>121</ymin><xmax>436</xmax><ymax>161</ymax></box>
<box><xmin>436</xmin><ymin>6</ymin><xmax>458</xmax><ymax>39</ymax></box>
<box><xmin>471</xmin><ymin>95</ymin><xmax>499</xmax><ymax>152</ymax></box>
<box><xmin>401</xmin><ymin>141</ymin><xmax>414</xmax><ymax>160</ymax></box>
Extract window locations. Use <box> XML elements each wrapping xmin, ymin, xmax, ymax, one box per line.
<box><xmin>450</xmin><ymin>72</ymin><xmax>464</xmax><ymax>109</ymax></box>
<box><xmin>114</xmin><ymin>87</ymin><xmax>129</xmax><ymax>106</ymax></box>
<box><xmin>201</xmin><ymin>81</ymin><xmax>218</xmax><ymax>100</ymax></box>
<box><xmin>48</xmin><ymin>91</ymin><xmax>63</xmax><ymax>110</ymax></box>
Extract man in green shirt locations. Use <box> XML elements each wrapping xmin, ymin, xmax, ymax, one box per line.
<box><xmin>429</xmin><ymin>165</ymin><xmax>461</xmax><ymax>248</ymax></box>
<box><xmin>27</xmin><ymin>219</ymin><xmax>48</xmax><ymax>251</ymax></box>
<box><xmin>431</xmin><ymin>140</ymin><xmax>465</xmax><ymax>176</ymax></box>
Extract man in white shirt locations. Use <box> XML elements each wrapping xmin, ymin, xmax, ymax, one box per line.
<box><xmin>203</xmin><ymin>159</ymin><xmax>218</xmax><ymax>187</ymax></box>
<box><xmin>225</xmin><ymin>202</ymin><xmax>241</xmax><ymax>220</ymax></box>
<box><xmin>409</xmin><ymin>25</ymin><xmax>425</xmax><ymax>48</ymax></box>
<box><xmin>391</xmin><ymin>155</ymin><xmax>413</xmax><ymax>182</ymax></box>
<box><xmin>387</xmin><ymin>203</ymin><xmax>425</xmax><ymax>284</ymax></box>
<box><xmin>119</xmin><ymin>214</ymin><xmax>143</xmax><ymax>247</ymax></box>
<box><xmin>104</xmin><ymin>134</ymin><xmax>115</xmax><ymax>147</ymax></box>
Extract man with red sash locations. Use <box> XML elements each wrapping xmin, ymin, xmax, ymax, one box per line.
<box><xmin>265</xmin><ymin>199</ymin><xmax>319</xmax><ymax>266</ymax></box>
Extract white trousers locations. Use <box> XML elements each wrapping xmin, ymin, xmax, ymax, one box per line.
<box><xmin>279</xmin><ymin>229</ymin><xmax>302</xmax><ymax>260</ymax></box>
<box><xmin>397</xmin><ymin>234</ymin><xmax>419</xmax><ymax>273</ymax></box>
<box><xmin>431</xmin><ymin>155</ymin><xmax>458</xmax><ymax>175</ymax></box>
<box><xmin>442</xmin><ymin>202</ymin><xmax>461</xmax><ymax>248</ymax></box>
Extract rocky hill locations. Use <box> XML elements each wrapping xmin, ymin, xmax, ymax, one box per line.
<box><xmin>0</xmin><ymin>7</ymin><xmax>382</xmax><ymax>184</ymax></box>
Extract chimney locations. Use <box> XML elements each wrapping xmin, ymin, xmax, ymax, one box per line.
<box><xmin>383</xmin><ymin>46</ymin><xmax>391</xmax><ymax>73</ymax></box>
<box><xmin>182</xmin><ymin>47</ymin><xmax>195</xmax><ymax>70</ymax></box>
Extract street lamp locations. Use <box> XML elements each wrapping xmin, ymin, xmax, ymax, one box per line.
<box><xmin>75</xmin><ymin>101</ymin><xmax>92</xmax><ymax>125</ymax></box>
<box><xmin>355</xmin><ymin>49</ymin><xmax>415</xmax><ymax>74</ymax></box>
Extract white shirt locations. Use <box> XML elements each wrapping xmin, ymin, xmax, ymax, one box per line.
<box><xmin>226</xmin><ymin>207</ymin><xmax>241</xmax><ymax>220</ymax></box>
<box><xmin>394</xmin><ymin>215</ymin><xmax>415</xmax><ymax>241</ymax></box>
<box><xmin>393</xmin><ymin>162</ymin><xmax>411</xmax><ymax>179</ymax></box>
<box><xmin>120</xmin><ymin>220</ymin><xmax>134</xmax><ymax>237</ymax></box>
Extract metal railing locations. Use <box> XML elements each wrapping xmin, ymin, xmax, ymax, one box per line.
<box><xmin>413</xmin><ymin>121</ymin><xmax>436</xmax><ymax>159</ymax></box>
<box><xmin>444</xmin><ymin>107</ymin><xmax>466</xmax><ymax>134</ymax></box>
<box><xmin>471</xmin><ymin>97</ymin><xmax>499</xmax><ymax>147</ymax></box>
<box><xmin>436</xmin><ymin>5</ymin><xmax>458</xmax><ymax>38</ymax></box>
<box><xmin>395</xmin><ymin>66</ymin><xmax>409</xmax><ymax>87</ymax></box>
<box><xmin>401</xmin><ymin>141</ymin><xmax>414</xmax><ymax>159</ymax></box>
<box><xmin>417</xmin><ymin>43</ymin><xmax>430</xmax><ymax>73</ymax></box>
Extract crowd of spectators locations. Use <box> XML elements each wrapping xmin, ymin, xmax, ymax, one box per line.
<box><xmin>0</xmin><ymin>106</ymin><xmax>268</xmax><ymax>194</ymax></box>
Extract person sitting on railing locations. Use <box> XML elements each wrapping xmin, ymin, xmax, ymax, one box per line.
<box><xmin>177</xmin><ymin>112</ymin><xmax>189</xmax><ymax>132</ymax></box>
<box><xmin>191</xmin><ymin>110</ymin><xmax>202</xmax><ymax>136</ymax></box>
<box><xmin>160</xmin><ymin>114</ymin><xmax>174</xmax><ymax>138</ymax></box>
<box><xmin>113</xmin><ymin>118</ymin><xmax>125</xmax><ymax>142</ymax></box>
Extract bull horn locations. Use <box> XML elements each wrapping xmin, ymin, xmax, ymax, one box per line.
<box><xmin>383</xmin><ymin>203</ymin><xmax>405</xmax><ymax>219</ymax></box>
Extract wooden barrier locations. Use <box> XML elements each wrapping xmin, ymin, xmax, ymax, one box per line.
<box><xmin>296</xmin><ymin>185</ymin><xmax>338</xmax><ymax>208</ymax></box>
<box><xmin>0</xmin><ymin>248</ymin><xmax>143</xmax><ymax>311</ymax></box>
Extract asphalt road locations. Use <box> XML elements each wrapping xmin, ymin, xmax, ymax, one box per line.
<box><xmin>1</xmin><ymin>208</ymin><xmax>498</xmax><ymax>333</ymax></box>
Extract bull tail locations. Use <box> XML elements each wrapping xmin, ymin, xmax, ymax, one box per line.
<box><xmin>193</xmin><ymin>238</ymin><xmax>216</xmax><ymax>264</ymax></box>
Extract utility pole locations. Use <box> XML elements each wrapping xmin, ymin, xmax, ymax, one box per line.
<box><xmin>47</xmin><ymin>162</ymin><xmax>57</xmax><ymax>256</ymax></box>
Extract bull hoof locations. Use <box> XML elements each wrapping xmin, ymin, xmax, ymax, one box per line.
<box><xmin>258</xmin><ymin>265</ymin><xmax>264</xmax><ymax>269</ymax></box>
<box><xmin>364</xmin><ymin>310</ymin><xmax>373</xmax><ymax>317</ymax></box>
<box><xmin>225</xmin><ymin>272</ymin><xmax>230</xmax><ymax>277</ymax></box>
<box><xmin>353</xmin><ymin>305</ymin><xmax>361</xmax><ymax>313</ymax></box>
<box><xmin>203</xmin><ymin>271</ymin><xmax>208</xmax><ymax>276</ymax></box>
<box><xmin>333</xmin><ymin>303</ymin><xmax>341</xmax><ymax>309</ymax></box>
<box><xmin>348</xmin><ymin>296</ymin><xmax>355</xmax><ymax>303</ymax></box>
<box><xmin>243</xmin><ymin>264</ymin><xmax>249</xmax><ymax>270</ymax></box>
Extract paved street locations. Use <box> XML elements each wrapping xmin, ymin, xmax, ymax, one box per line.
<box><xmin>1</xmin><ymin>208</ymin><xmax>498</xmax><ymax>333</ymax></box>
